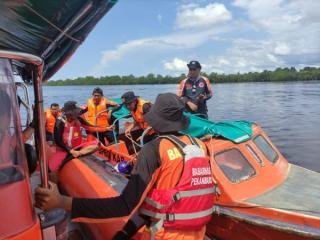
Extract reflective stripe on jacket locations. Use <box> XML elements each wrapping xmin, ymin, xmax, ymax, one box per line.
<box><xmin>140</xmin><ymin>135</ymin><xmax>214</xmax><ymax>234</ymax></box>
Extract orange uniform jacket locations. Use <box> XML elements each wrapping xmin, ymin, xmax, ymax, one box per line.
<box><xmin>131</xmin><ymin>98</ymin><xmax>150</xmax><ymax>130</ymax></box>
<box><xmin>45</xmin><ymin>109</ymin><xmax>57</xmax><ymax>134</ymax></box>
<box><xmin>71</xmin><ymin>134</ymin><xmax>209</xmax><ymax>239</ymax></box>
<box><xmin>86</xmin><ymin>97</ymin><xmax>110</xmax><ymax>128</ymax></box>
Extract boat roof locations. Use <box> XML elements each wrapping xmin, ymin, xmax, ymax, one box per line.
<box><xmin>0</xmin><ymin>0</ymin><xmax>118</xmax><ymax>81</ymax></box>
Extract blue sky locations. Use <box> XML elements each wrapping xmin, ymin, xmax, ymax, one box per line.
<box><xmin>53</xmin><ymin>0</ymin><xmax>320</xmax><ymax>80</ymax></box>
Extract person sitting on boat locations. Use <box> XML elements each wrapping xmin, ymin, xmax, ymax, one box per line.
<box><xmin>44</xmin><ymin>103</ymin><xmax>61</xmax><ymax>143</ymax></box>
<box><xmin>35</xmin><ymin>93</ymin><xmax>214</xmax><ymax>240</ymax></box>
<box><xmin>178</xmin><ymin>60</ymin><xmax>213</xmax><ymax>119</ymax></box>
<box><xmin>80</xmin><ymin>87</ymin><xmax>119</xmax><ymax>145</ymax></box>
<box><xmin>121</xmin><ymin>91</ymin><xmax>156</xmax><ymax>144</ymax></box>
<box><xmin>49</xmin><ymin>101</ymin><xmax>99</xmax><ymax>171</ymax></box>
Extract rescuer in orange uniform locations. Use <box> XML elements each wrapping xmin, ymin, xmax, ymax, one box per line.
<box><xmin>35</xmin><ymin>93</ymin><xmax>215</xmax><ymax>240</ymax></box>
<box><xmin>44</xmin><ymin>103</ymin><xmax>60</xmax><ymax>142</ymax></box>
<box><xmin>81</xmin><ymin>87</ymin><xmax>119</xmax><ymax>145</ymax></box>
<box><xmin>121</xmin><ymin>91</ymin><xmax>156</xmax><ymax>144</ymax></box>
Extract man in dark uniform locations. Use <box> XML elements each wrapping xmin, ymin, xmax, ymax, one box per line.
<box><xmin>178</xmin><ymin>60</ymin><xmax>213</xmax><ymax>119</ymax></box>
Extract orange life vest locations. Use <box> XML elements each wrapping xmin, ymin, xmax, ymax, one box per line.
<box><xmin>131</xmin><ymin>98</ymin><xmax>150</xmax><ymax>130</ymax></box>
<box><xmin>45</xmin><ymin>109</ymin><xmax>57</xmax><ymax>134</ymax></box>
<box><xmin>86</xmin><ymin>97</ymin><xmax>109</xmax><ymax>128</ymax></box>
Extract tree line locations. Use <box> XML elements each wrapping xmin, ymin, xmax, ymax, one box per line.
<box><xmin>46</xmin><ymin>67</ymin><xmax>320</xmax><ymax>86</ymax></box>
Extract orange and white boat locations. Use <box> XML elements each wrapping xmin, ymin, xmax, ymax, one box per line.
<box><xmin>56</xmin><ymin>117</ymin><xmax>320</xmax><ymax>240</ymax></box>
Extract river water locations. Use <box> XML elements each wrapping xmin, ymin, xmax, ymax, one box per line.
<box><xmin>41</xmin><ymin>81</ymin><xmax>320</xmax><ymax>172</ymax></box>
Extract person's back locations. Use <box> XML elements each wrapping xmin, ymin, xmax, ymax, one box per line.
<box><xmin>138</xmin><ymin>135</ymin><xmax>211</xmax><ymax>239</ymax></box>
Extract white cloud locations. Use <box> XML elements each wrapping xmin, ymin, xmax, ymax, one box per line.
<box><xmin>194</xmin><ymin>0</ymin><xmax>320</xmax><ymax>73</ymax></box>
<box><xmin>203</xmin><ymin>39</ymin><xmax>288</xmax><ymax>74</ymax></box>
<box><xmin>175</xmin><ymin>3</ymin><xmax>232</xmax><ymax>29</ymax></box>
<box><xmin>93</xmin><ymin>1</ymin><xmax>319</xmax><ymax>76</ymax></box>
<box><xmin>267</xmin><ymin>54</ymin><xmax>280</xmax><ymax>63</ymax></box>
<box><xmin>232</xmin><ymin>0</ymin><xmax>320</xmax><ymax>55</ymax></box>
<box><xmin>163</xmin><ymin>58</ymin><xmax>187</xmax><ymax>71</ymax></box>
<box><xmin>94</xmin><ymin>26</ymin><xmax>230</xmax><ymax>75</ymax></box>
<box><xmin>274</xmin><ymin>42</ymin><xmax>290</xmax><ymax>55</ymax></box>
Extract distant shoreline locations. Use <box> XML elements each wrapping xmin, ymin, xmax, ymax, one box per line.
<box><xmin>46</xmin><ymin>67</ymin><xmax>320</xmax><ymax>86</ymax></box>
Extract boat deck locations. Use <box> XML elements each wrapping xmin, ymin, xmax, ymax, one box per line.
<box><xmin>247</xmin><ymin>164</ymin><xmax>320</xmax><ymax>218</ymax></box>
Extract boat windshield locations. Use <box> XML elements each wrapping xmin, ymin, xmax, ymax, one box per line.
<box><xmin>215</xmin><ymin>148</ymin><xmax>256</xmax><ymax>183</ymax></box>
<box><xmin>253</xmin><ymin>135</ymin><xmax>279</xmax><ymax>163</ymax></box>
<box><xmin>0</xmin><ymin>58</ymin><xmax>27</xmax><ymax>183</ymax></box>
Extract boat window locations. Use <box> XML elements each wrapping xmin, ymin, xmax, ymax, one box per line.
<box><xmin>246</xmin><ymin>144</ymin><xmax>263</xmax><ymax>165</ymax></box>
<box><xmin>214</xmin><ymin>148</ymin><xmax>256</xmax><ymax>183</ymax></box>
<box><xmin>0</xmin><ymin>58</ymin><xmax>26</xmax><ymax>181</ymax></box>
<box><xmin>253</xmin><ymin>135</ymin><xmax>278</xmax><ymax>163</ymax></box>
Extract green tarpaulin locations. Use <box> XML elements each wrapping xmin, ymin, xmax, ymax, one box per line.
<box><xmin>111</xmin><ymin>100</ymin><xmax>253</xmax><ymax>143</ymax></box>
<box><xmin>181</xmin><ymin>112</ymin><xmax>253</xmax><ymax>143</ymax></box>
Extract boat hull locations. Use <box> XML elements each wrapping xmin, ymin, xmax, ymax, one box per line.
<box><xmin>58</xmin><ymin>155</ymin><xmax>129</xmax><ymax>239</ymax></box>
<box><xmin>207</xmin><ymin>212</ymin><xmax>318</xmax><ymax>240</ymax></box>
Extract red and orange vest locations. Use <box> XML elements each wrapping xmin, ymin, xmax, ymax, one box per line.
<box><xmin>140</xmin><ymin>135</ymin><xmax>215</xmax><ymax>232</ymax></box>
<box><xmin>62</xmin><ymin>119</ymin><xmax>82</xmax><ymax>149</ymax></box>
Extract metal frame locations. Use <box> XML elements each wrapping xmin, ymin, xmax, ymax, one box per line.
<box><xmin>0</xmin><ymin>50</ymin><xmax>49</xmax><ymax>188</ymax></box>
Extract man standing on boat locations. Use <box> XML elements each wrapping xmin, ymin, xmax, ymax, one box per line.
<box><xmin>178</xmin><ymin>60</ymin><xmax>213</xmax><ymax>119</ymax></box>
<box><xmin>44</xmin><ymin>103</ymin><xmax>60</xmax><ymax>143</ymax></box>
<box><xmin>35</xmin><ymin>93</ymin><xmax>215</xmax><ymax>240</ymax></box>
<box><xmin>81</xmin><ymin>87</ymin><xmax>119</xmax><ymax>144</ymax></box>
<box><xmin>121</xmin><ymin>91</ymin><xmax>156</xmax><ymax>143</ymax></box>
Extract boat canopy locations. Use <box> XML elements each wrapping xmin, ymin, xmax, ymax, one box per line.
<box><xmin>0</xmin><ymin>0</ymin><xmax>118</xmax><ymax>81</ymax></box>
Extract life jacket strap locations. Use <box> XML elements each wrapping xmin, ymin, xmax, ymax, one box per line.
<box><xmin>140</xmin><ymin>206</ymin><xmax>215</xmax><ymax>221</ymax></box>
<box><xmin>173</xmin><ymin>187</ymin><xmax>216</xmax><ymax>202</ymax></box>
<box><xmin>144</xmin><ymin>187</ymin><xmax>216</xmax><ymax>209</ymax></box>
<box><xmin>159</xmin><ymin>134</ymin><xmax>199</xmax><ymax>151</ymax></box>
<box><xmin>141</xmin><ymin>207</ymin><xmax>215</xmax><ymax>236</ymax></box>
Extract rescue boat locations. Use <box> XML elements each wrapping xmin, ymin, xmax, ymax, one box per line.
<box><xmin>57</xmin><ymin>113</ymin><xmax>320</xmax><ymax>240</ymax></box>
<box><xmin>0</xmin><ymin>1</ymin><xmax>319</xmax><ymax>240</ymax></box>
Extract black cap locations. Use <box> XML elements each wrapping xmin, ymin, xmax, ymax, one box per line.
<box><xmin>63</xmin><ymin>101</ymin><xmax>81</xmax><ymax>115</ymax></box>
<box><xmin>144</xmin><ymin>93</ymin><xmax>190</xmax><ymax>133</ymax></box>
<box><xmin>187</xmin><ymin>60</ymin><xmax>201</xmax><ymax>69</ymax></box>
<box><xmin>121</xmin><ymin>91</ymin><xmax>138</xmax><ymax>104</ymax></box>
<box><xmin>92</xmin><ymin>87</ymin><xmax>103</xmax><ymax>96</ymax></box>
